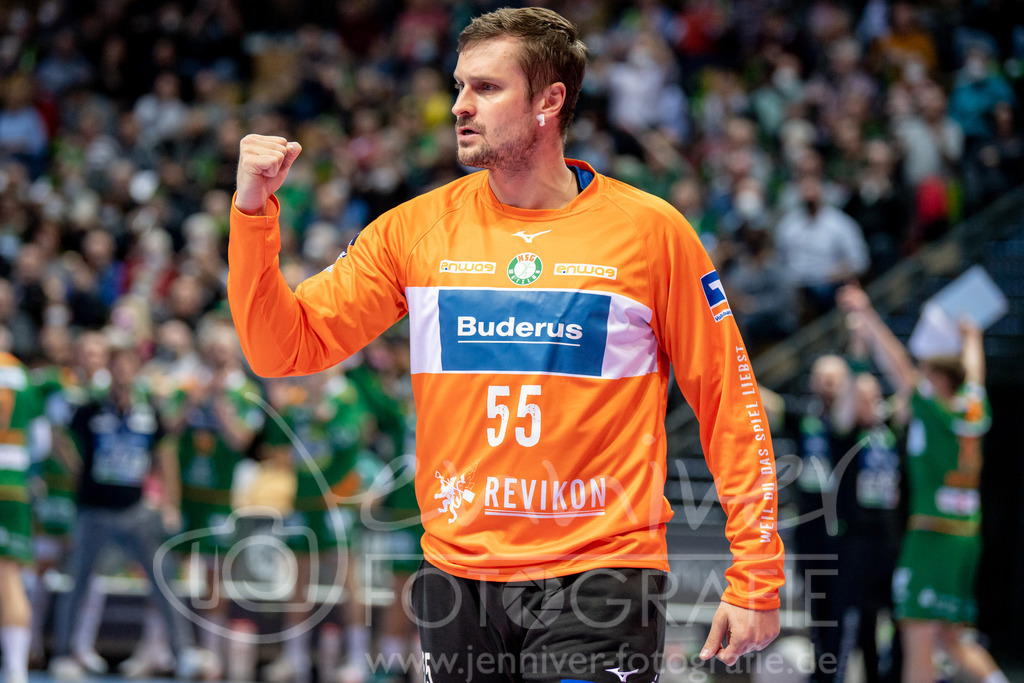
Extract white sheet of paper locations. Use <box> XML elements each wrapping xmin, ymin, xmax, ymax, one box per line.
<box><xmin>929</xmin><ymin>264</ymin><xmax>1008</xmax><ymax>329</ymax></box>
<box><xmin>909</xmin><ymin>301</ymin><xmax>962</xmax><ymax>358</ymax></box>
<box><xmin>907</xmin><ymin>265</ymin><xmax>1007</xmax><ymax>359</ymax></box>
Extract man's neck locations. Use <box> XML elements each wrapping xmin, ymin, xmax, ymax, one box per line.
<box><xmin>488</xmin><ymin>152</ymin><xmax>579</xmax><ymax>210</ymax></box>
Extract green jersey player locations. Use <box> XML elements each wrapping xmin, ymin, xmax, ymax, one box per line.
<box><xmin>258</xmin><ymin>368</ymin><xmax>373</xmax><ymax>682</ymax></box>
<box><xmin>162</xmin><ymin>318</ymin><xmax>264</xmax><ymax>676</ymax></box>
<box><xmin>838</xmin><ymin>284</ymin><xmax>1008</xmax><ymax>683</ymax></box>
<box><xmin>0</xmin><ymin>340</ymin><xmax>44</xmax><ymax>683</ymax></box>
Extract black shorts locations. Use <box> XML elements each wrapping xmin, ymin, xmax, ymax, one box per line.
<box><xmin>411</xmin><ymin>560</ymin><xmax>668</xmax><ymax>683</ymax></box>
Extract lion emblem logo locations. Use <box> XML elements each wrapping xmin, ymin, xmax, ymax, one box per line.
<box><xmin>434</xmin><ymin>470</ymin><xmax>476</xmax><ymax>524</ymax></box>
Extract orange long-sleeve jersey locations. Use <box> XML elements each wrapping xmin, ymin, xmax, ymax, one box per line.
<box><xmin>228</xmin><ymin>159</ymin><xmax>784</xmax><ymax>609</ymax></box>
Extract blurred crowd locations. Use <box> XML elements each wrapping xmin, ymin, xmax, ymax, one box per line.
<box><xmin>0</xmin><ymin>0</ymin><xmax>1022</xmax><ymax>680</ymax></box>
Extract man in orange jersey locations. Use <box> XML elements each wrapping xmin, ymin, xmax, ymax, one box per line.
<box><xmin>228</xmin><ymin>7</ymin><xmax>783</xmax><ymax>681</ymax></box>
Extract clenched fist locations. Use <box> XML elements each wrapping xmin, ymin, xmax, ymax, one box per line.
<box><xmin>235</xmin><ymin>134</ymin><xmax>302</xmax><ymax>215</ymax></box>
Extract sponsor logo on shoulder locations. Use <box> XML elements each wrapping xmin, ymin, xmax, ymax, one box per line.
<box><xmin>507</xmin><ymin>252</ymin><xmax>543</xmax><ymax>286</ymax></box>
<box><xmin>439</xmin><ymin>259</ymin><xmax>496</xmax><ymax>274</ymax></box>
<box><xmin>700</xmin><ymin>269</ymin><xmax>732</xmax><ymax>322</ymax></box>
<box><xmin>554</xmin><ymin>263</ymin><xmax>617</xmax><ymax>280</ymax></box>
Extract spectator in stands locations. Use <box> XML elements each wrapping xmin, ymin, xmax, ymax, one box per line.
<box><xmin>27</xmin><ymin>325</ymin><xmax>78</xmax><ymax>667</ymax></box>
<box><xmin>870</xmin><ymin>1</ymin><xmax>938</xmax><ymax>82</ymax></box>
<box><xmin>345</xmin><ymin>338</ymin><xmax>420</xmax><ymax>683</ymax></box>
<box><xmin>774</xmin><ymin>175</ymin><xmax>870</xmax><ymax>321</ymax></box>
<box><xmin>0</xmin><ymin>278</ymin><xmax>37</xmax><ymax>361</ymax></box>
<box><xmin>843</xmin><ymin>139</ymin><xmax>911</xmax><ymax>277</ymax></box>
<box><xmin>949</xmin><ymin>44</ymin><xmax>1017</xmax><ymax>149</ymax></box>
<box><xmin>144</xmin><ymin>320</ymin><xmax>202</xmax><ymax>401</ymax></box>
<box><xmin>709</xmin><ymin>117</ymin><xmax>774</xmax><ymax>200</ymax></box>
<box><xmin>893</xmin><ymin>82</ymin><xmax>964</xmax><ymax>190</ymax></box>
<box><xmin>393</xmin><ymin>0</ymin><xmax>450</xmax><ymax>70</ymax></box>
<box><xmin>80</xmin><ymin>230</ymin><xmax>125</xmax><ymax>309</ymax></box>
<box><xmin>893</xmin><ymin>81</ymin><xmax>964</xmax><ymax>246</ymax></box>
<box><xmin>161</xmin><ymin>274</ymin><xmax>210</xmax><ymax>330</ymax></box>
<box><xmin>611</xmin><ymin>129</ymin><xmax>687</xmax><ymax>200</ymax></box>
<box><xmin>723</xmin><ymin>226</ymin><xmax>796</xmax><ymax>353</ymax></box>
<box><xmin>93</xmin><ymin>35</ymin><xmax>132</xmax><ymax>107</ymax></box>
<box><xmin>807</xmin><ymin>36</ymin><xmax>878</xmax><ymax>135</ymax></box>
<box><xmin>776</xmin><ymin>147</ymin><xmax>848</xmax><ymax>215</ymax></box>
<box><xmin>11</xmin><ymin>245</ymin><xmax>50</xmax><ymax>336</ymax></box>
<box><xmin>750</xmin><ymin>52</ymin><xmax>805</xmax><ymax>140</ymax></box>
<box><xmin>0</xmin><ymin>75</ymin><xmax>49</xmax><ymax>179</ymax></box>
<box><xmin>34</xmin><ymin>28</ymin><xmax>93</xmax><ymax>98</ymax></box>
<box><xmin>961</xmin><ymin>88</ymin><xmax>1024</xmax><ymax>212</ymax></box>
<box><xmin>604</xmin><ymin>30</ymin><xmax>689</xmax><ymax>151</ymax></box>
<box><xmin>668</xmin><ymin>176</ymin><xmax>717</xmax><ymax>251</ymax></box>
<box><xmin>966</xmin><ymin>101</ymin><xmax>1024</xmax><ymax>207</ymax></box>
<box><xmin>132</xmin><ymin>72</ymin><xmax>188</xmax><ymax>153</ymax></box>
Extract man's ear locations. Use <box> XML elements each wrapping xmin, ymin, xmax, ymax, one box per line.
<box><xmin>536</xmin><ymin>82</ymin><xmax>566</xmax><ymax>125</ymax></box>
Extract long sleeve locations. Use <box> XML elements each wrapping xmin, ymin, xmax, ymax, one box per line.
<box><xmin>648</xmin><ymin>210</ymin><xmax>785</xmax><ymax>610</ymax></box>
<box><xmin>227</xmin><ymin>195</ymin><xmax>408</xmax><ymax>377</ymax></box>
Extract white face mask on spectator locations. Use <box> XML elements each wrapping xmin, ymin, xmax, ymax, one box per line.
<box><xmin>627</xmin><ymin>46</ymin><xmax>656</xmax><ymax>69</ymax></box>
<box><xmin>903</xmin><ymin>60</ymin><xmax>925</xmax><ymax>85</ymax></box>
<box><xmin>965</xmin><ymin>55</ymin><xmax>987</xmax><ymax>81</ymax></box>
<box><xmin>735</xmin><ymin>190</ymin><xmax>765</xmax><ymax>220</ymax></box>
<box><xmin>772</xmin><ymin>67</ymin><xmax>801</xmax><ymax>96</ymax></box>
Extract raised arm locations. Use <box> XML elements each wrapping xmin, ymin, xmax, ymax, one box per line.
<box><xmin>960</xmin><ymin>319</ymin><xmax>985</xmax><ymax>385</ymax></box>
<box><xmin>836</xmin><ymin>285</ymin><xmax>918</xmax><ymax>395</ymax></box>
<box><xmin>227</xmin><ymin>134</ymin><xmax>407</xmax><ymax>377</ymax></box>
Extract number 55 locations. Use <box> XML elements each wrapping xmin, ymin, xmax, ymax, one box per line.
<box><xmin>487</xmin><ymin>385</ymin><xmax>541</xmax><ymax>447</ymax></box>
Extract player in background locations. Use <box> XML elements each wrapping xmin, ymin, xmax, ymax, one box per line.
<box><xmin>0</xmin><ymin>326</ymin><xmax>44</xmax><ymax>683</ymax></box>
<box><xmin>47</xmin><ymin>339</ymin><xmax>213</xmax><ymax>681</ymax></box>
<box><xmin>25</xmin><ymin>325</ymin><xmax>80</xmax><ymax>667</ymax></box>
<box><xmin>827</xmin><ymin>311</ymin><xmax>906</xmax><ymax>683</ymax></box>
<box><xmin>32</xmin><ymin>328</ymin><xmax>180</xmax><ymax>678</ymax></box>
<box><xmin>258</xmin><ymin>368</ymin><xmax>373</xmax><ymax>683</ymax></box>
<box><xmin>29</xmin><ymin>329</ymin><xmax>124</xmax><ymax>675</ymax></box>
<box><xmin>790</xmin><ymin>353</ymin><xmax>847</xmax><ymax>682</ymax></box>
<box><xmin>228</xmin><ymin>7</ymin><xmax>782</xmax><ymax>680</ymax></box>
<box><xmin>837</xmin><ymin>284</ymin><xmax>1008</xmax><ymax>683</ymax></box>
<box><xmin>117</xmin><ymin>322</ymin><xmax>205</xmax><ymax>679</ymax></box>
<box><xmin>162</xmin><ymin>316</ymin><xmax>265</xmax><ymax>679</ymax></box>
<box><xmin>345</xmin><ymin>339</ymin><xmax>421</xmax><ymax>682</ymax></box>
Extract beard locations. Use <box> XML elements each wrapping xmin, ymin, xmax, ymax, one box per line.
<box><xmin>457</xmin><ymin>117</ymin><xmax>540</xmax><ymax>173</ymax></box>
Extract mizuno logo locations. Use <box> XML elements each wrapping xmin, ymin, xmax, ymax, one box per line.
<box><xmin>512</xmin><ymin>229</ymin><xmax>551</xmax><ymax>243</ymax></box>
<box><xmin>606</xmin><ymin>667</ymin><xmax>640</xmax><ymax>682</ymax></box>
